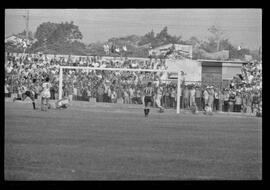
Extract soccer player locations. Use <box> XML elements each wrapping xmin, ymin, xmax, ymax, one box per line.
<box><xmin>155</xmin><ymin>84</ymin><xmax>165</xmax><ymax>113</ymax></box>
<box><xmin>55</xmin><ymin>96</ymin><xmax>70</xmax><ymax>110</ymax></box>
<box><xmin>13</xmin><ymin>80</ymin><xmax>37</xmax><ymax>110</ymax></box>
<box><xmin>40</xmin><ymin>77</ymin><xmax>52</xmax><ymax>111</ymax></box>
<box><xmin>143</xmin><ymin>82</ymin><xmax>154</xmax><ymax>117</ymax></box>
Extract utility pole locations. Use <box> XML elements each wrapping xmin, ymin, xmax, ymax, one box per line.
<box><xmin>26</xmin><ymin>10</ymin><xmax>29</xmax><ymax>40</ymax></box>
<box><xmin>23</xmin><ymin>10</ymin><xmax>29</xmax><ymax>40</ymax></box>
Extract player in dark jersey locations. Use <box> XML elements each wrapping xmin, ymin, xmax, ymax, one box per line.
<box><xmin>18</xmin><ymin>79</ymin><xmax>37</xmax><ymax>110</ymax></box>
<box><xmin>144</xmin><ymin>82</ymin><xmax>154</xmax><ymax>117</ymax></box>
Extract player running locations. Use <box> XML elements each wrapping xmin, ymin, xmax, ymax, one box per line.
<box><xmin>13</xmin><ymin>80</ymin><xmax>37</xmax><ymax>110</ymax></box>
<box><xmin>40</xmin><ymin>77</ymin><xmax>51</xmax><ymax>111</ymax></box>
<box><xmin>143</xmin><ymin>82</ymin><xmax>154</xmax><ymax>117</ymax></box>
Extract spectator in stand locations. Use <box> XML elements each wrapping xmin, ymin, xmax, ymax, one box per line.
<box><xmin>140</xmin><ymin>86</ymin><xmax>145</xmax><ymax>107</ymax></box>
<box><xmin>107</xmin><ymin>85</ymin><xmax>112</xmax><ymax>103</ymax></box>
<box><xmin>73</xmin><ymin>85</ymin><xmax>78</xmax><ymax>101</ymax></box>
<box><xmin>223</xmin><ymin>89</ymin><xmax>230</xmax><ymax>112</ymax></box>
<box><xmin>68</xmin><ymin>84</ymin><xmax>73</xmax><ymax>103</ymax></box>
<box><xmin>195</xmin><ymin>86</ymin><xmax>201</xmax><ymax>111</ymax></box>
<box><xmin>86</xmin><ymin>87</ymin><xmax>91</xmax><ymax>102</ymax></box>
<box><xmin>241</xmin><ymin>91</ymin><xmax>247</xmax><ymax>113</ymax></box>
<box><xmin>228</xmin><ymin>90</ymin><xmax>236</xmax><ymax>112</ymax></box>
<box><xmin>103</xmin><ymin>81</ymin><xmax>110</xmax><ymax>103</ymax></box>
<box><xmin>234</xmin><ymin>91</ymin><xmax>242</xmax><ymax>112</ymax></box>
<box><xmin>219</xmin><ymin>90</ymin><xmax>224</xmax><ymax>112</ymax></box>
<box><xmin>129</xmin><ymin>85</ymin><xmax>135</xmax><ymax>104</ymax></box>
<box><xmin>213</xmin><ymin>88</ymin><xmax>220</xmax><ymax>112</ymax></box>
<box><xmin>164</xmin><ymin>86</ymin><xmax>170</xmax><ymax>108</ymax></box>
<box><xmin>5</xmin><ymin>82</ymin><xmax>10</xmax><ymax>97</ymax></box>
<box><xmin>189</xmin><ymin>84</ymin><xmax>196</xmax><ymax>109</ymax></box>
<box><xmin>203</xmin><ymin>87</ymin><xmax>209</xmax><ymax>111</ymax></box>
<box><xmin>96</xmin><ymin>83</ymin><xmax>102</xmax><ymax>102</ymax></box>
<box><xmin>207</xmin><ymin>86</ymin><xmax>214</xmax><ymax>112</ymax></box>
<box><xmin>111</xmin><ymin>88</ymin><xmax>117</xmax><ymax>103</ymax></box>
<box><xmin>170</xmin><ymin>87</ymin><xmax>176</xmax><ymax>108</ymax></box>
<box><xmin>123</xmin><ymin>88</ymin><xmax>129</xmax><ymax>104</ymax></box>
<box><xmin>246</xmin><ymin>92</ymin><xmax>253</xmax><ymax>114</ymax></box>
<box><xmin>183</xmin><ymin>85</ymin><xmax>189</xmax><ymax>109</ymax></box>
<box><xmin>252</xmin><ymin>91</ymin><xmax>260</xmax><ymax>114</ymax></box>
<box><xmin>116</xmin><ymin>87</ymin><xmax>124</xmax><ymax>104</ymax></box>
<box><xmin>50</xmin><ymin>85</ymin><xmax>56</xmax><ymax>100</ymax></box>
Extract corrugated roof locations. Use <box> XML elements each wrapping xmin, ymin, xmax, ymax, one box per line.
<box><xmin>197</xmin><ymin>59</ymin><xmax>248</xmax><ymax>63</ymax></box>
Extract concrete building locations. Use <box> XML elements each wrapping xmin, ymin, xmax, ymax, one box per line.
<box><xmin>197</xmin><ymin>59</ymin><xmax>248</xmax><ymax>88</ymax></box>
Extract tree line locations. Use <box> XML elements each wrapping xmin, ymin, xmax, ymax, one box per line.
<box><xmin>5</xmin><ymin>21</ymin><xmax>260</xmax><ymax>60</ymax></box>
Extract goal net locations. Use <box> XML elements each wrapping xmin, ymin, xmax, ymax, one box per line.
<box><xmin>58</xmin><ymin>66</ymin><xmax>182</xmax><ymax>114</ymax></box>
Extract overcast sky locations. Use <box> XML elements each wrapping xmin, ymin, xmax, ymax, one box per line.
<box><xmin>5</xmin><ymin>9</ymin><xmax>262</xmax><ymax>50</ymax></box>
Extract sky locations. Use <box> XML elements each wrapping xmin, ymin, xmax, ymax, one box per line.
<box><xmin>5</xmin><ymin>9</ymin><xmax>262</xmax><ymax>50</ymax></box>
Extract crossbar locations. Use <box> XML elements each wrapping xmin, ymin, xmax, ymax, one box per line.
<box><xmin>59</xmin><ymin>66</ymin><xmax>176</xmax><ymax>73</ymax></box>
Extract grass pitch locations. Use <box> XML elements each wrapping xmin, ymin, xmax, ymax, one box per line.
<box><xmin>5</xmin><ymin>101</ymin><xmax>262</xmax><ymax>180</ymax></box>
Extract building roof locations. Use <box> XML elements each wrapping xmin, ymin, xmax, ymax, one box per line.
<box><xmin>197</xmin><ymin>59</ymin><xmax>248</xmax><ymax>64</ymax></box>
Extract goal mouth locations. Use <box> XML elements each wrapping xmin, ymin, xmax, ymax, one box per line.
<box><xmin>58</xmin><ymin>66</ymin><xmax>182</xmax><ymax>114</ymax></box>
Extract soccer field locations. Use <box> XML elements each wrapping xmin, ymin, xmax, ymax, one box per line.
<box><xmin>4</xmin><ymin>101</ymin><xmax>262</xmax><ymax>180</ymax></box>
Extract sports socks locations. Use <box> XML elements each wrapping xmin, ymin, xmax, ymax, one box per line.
<box><xmin>32</xmin><ymin>102</ymin><xmax>36</xmax><ymax>110</ymax></box>
<box><xmin>144</xmin><ymin>108</ymin><xmax>150</xmax><ymax>117</ymax></box>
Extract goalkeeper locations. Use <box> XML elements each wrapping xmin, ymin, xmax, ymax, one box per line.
<box><xmin>155</xmin><ymin>84</ymin><xmax>165</xmax><ymax>113</ymax></box>
<box><xmin>55</xmin><ymin>96</ymin><xmax>71</xmax><ymax>110</ymax></box>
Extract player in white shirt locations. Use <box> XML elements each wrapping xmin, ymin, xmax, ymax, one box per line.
<box><xmin>55</xmin><ymin>96</ymin><xmax>70</xmax><ymax>109</ymax></box>
<box><xmin>155</xmin><ymin>84</ymin><xmax>165</xmax><ymax>113</ymax></box>
<box><xmin>40</xmin><ymin>77</ymin><xmax>51</xmax><ymax>111</ymax></box>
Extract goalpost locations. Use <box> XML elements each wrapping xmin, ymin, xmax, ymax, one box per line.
<box><xmin>58</xmin><ymin>66</ymin><xmax>182</xmax><ymax>114</ymax></box>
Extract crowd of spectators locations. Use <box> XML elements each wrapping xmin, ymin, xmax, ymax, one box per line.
<box><xmin>4</xmin><ymin>52</ymin><xmax>262</xmax><ymax>116</ymax></box>
<box><xmin>179</xmin><ymin>60</ymin><xmax>262</xmax><ymax>116</ymax></box>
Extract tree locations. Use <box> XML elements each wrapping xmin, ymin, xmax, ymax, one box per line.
<box><xmin>35</xmin><ymin>22</ymin><xmax>58</xmax><ymax>45</ymax></box>
<box><xmin>138</xmin><ymin>30</ymin><xmax>155</xmax><ymax>46</ymax></box>
<box><xmin>32</xmin><ymin>21</ymin><xmax>84</xmax><ymax>54</ymax></box>
<box><xmin>208</xmin><ymin>25</ymin><xmax>225</xmax><ymax>52</ymax></box>
<box><xmin>150</xmin><ymin>26</ymin><xmax>182</xmax><ymax>48</ymax></box>
<box><xmin>17</xmin><ymin>30</ymin><xmax>35</xmax><ymax>40</ymax></box>
<box><xmin>185</xmin><ymin>36</ymin><xmax>200</xmax><ymax>47</ymax></box>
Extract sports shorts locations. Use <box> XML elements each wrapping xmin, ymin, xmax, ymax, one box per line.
<box><xmin>144</xmin><ymin>96</ymin><xmax>152</xmax><ymax>106</ymax></box>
